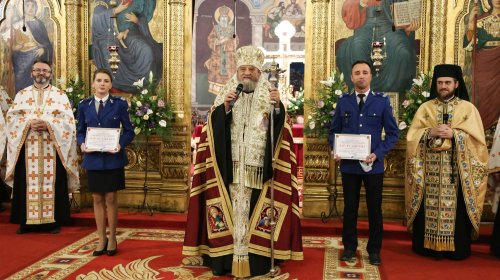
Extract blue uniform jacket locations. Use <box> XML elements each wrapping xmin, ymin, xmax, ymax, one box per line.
<box><xmin>328</xmin><ymin>91</ymin><xmax>399</xmax><ymax>174</ymax></box>
<box><xmin>77</xmin><ymin>95</ymin><xmax>135</xmax><ymax>171</ymax></box>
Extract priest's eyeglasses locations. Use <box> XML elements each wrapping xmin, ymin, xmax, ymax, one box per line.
<box><xmin>32</xmin><ymin>68</ymin><xmax>52</xmax><ymax>74</ymax></box>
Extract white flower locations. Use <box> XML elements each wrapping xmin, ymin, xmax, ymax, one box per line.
<box><xmin>134</xmin><ymin>127</ymin><xmax>142</xmax><ymax>135</ymax></box>
<box><xmin>147</xmin><ymin>109</ymin><xmax>153</xmax><ymax>115</ymax></box>
<box><xmin>141</xmin><ymin>89</ymin><xmax>148</xmax><ymax>95</ymax></box>
<box><xmin>66</xmin><ymin>87</ymin><xmax>73</xmax><ymax>93</ymax></box>
<box><xmin>402</xmin><ymin>100</ymin><xmax>410</xmax><ymax>108</ymax></box>
<box><xmin>335</xmin><ymin>89</ymin><xmax>343</xmax><ymax>96</ymax></box>
<box><xmin>413</xmin><ymin>78</ymin><xmax>423</xmax><ymax>86</ymax></box>
<box><xmin>340</xmin><ymin>72</ymin><xmax>344</xmax><ymax>82</ymax></box>
<box><xmin>320</xmin><ymin>76</ymin><xmax>335</xmax><ymax>87</ymax></box>
<box><xmin>398</xmin><ymin>121</ymin><xmax>407</xmax><ymax>130</ymax></box>
<box><xmin>148</xmin><ymin>71</ymin><xmax>154</xmax><ymax>83</ymax></box>
<box><xmin>308</xmin><ymin>121</ymin><xmax>315</xmax><ymax>129</ymax></box>
<box><xmin>159</xmin><ymin>120</ymin><xmax>167</xmax><ymax>127</ymax></box>
<box><xmin>317</xmin><ymin>100</ymin><xmax>325</xmax><ymax>108</ymax></box>
<box><xmin>136</xmin><ymin>101</ymin><xmax>142</xmax><ymax>107</ymax></box>
<box><xmin>421</xmin><ymin>91</ymin><xmax>430</xmax><ymax>98</ymax></box>
<box><xmin>143</xmin><ymin>114</ymin><xmax>150</xmax><ymax>120</ymax></box>
<box><xmin>133</xmin><ymin>77</ymin><xmax>145</xmax><ymax>88</ymax></box>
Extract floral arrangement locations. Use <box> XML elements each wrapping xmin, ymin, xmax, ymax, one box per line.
<box><xmin>129</xmin><ymin>72</ymin><xmax>174</xmax><ymax>139</ymax></box>
<box><xmin>287</xmin><ymin>89</ymin><xmax>304</xmax><ymax>118</ymax></box>
<box><xmin>398</xmin><ymin>71</ymin><xmax>432</xmax><ymax>138</ymax></box>
<box><xmin>304</xmin><ymin>70</ymin><xmax>348</xmax><ymax>138</ymax></box>
<box><xmin>58</xmin><ymin>75</ymin><xmax>87</xmax><ymax>120</ymax></box>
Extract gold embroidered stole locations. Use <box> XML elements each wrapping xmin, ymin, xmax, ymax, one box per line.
<box><xmin>25</xmin><ymin>131</ymin><xmax>57</xmax><ymax>224</ymax></box>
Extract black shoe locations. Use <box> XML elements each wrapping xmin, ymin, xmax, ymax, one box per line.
<box><xmin>92</xmin><ymin>238</ymin><xmax>108</xmax><ymax>257</ymax></box>
<box><xmin>16</xmin><ymin>226</ymin><xmax>29</xmax><ymax>234</ymax></box>
<box><xmin>369</xmin><ymin>253</ymin><xmax>381</xmax><ymax>266</ymax></box>
<box><xmin>106</xmin><ymin>239</ymin><xmax>118</xmax><ymax>256</ymax></box>
<box><xmin>49</xmin><ymin>226</ymin><xmax>61</xmax><ymax>234</ymax></box>
<box><xmin>341</xmin><ymin>249</ymin><xmax>356</xmax><ymax>261</ymax></box>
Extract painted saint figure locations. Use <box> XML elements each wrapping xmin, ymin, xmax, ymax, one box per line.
<box><xmin>11</xmin><ymin>0</ymin><xmax>53</xmax><ymax>93</ymax></box>
<box><xmin>92</xmin><ymin>0</ymin><xmax>163</xmax><ymax>93</ymax></box>
<box><xmin>205</xmin><ymin>5</ymin><xmax>239</xmax><ymax>95</ymax></box>
<box><xmin>336</xmin><ymin>0</ymin><xmax>420</xmax><ymax>93</ymax></box>
<box><xmin>463</xmin><ymin>0</ymin><xmax>500</xmax><ymax>129</ymax></box>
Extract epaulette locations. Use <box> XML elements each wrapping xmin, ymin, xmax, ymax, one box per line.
<box><xmin>80</xmin><ymin>97</ymin><xmax>92</xmax><ymax>103</ymax></box>
<box><xmin>373</xmin><ymin>92</ymin><xmax>387</xmax><ymax>98</ymax></box>
<box><xmin>339</xmin><ymin>92</ymin><xmax>349</xmax><ymax>99</ymax></box>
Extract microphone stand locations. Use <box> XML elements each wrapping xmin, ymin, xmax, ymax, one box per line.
<box><xmin>263</xmin><ymin>60</ymin><xmax>285</xmax><ymax>277</ymax></box>
<box><xmin>130</xmin><ymin>135</ymin><xmax>154</xmax><ymax>216</ymax></box>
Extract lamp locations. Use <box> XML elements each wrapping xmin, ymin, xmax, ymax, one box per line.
<box><xmin>370</xmin><ymin>6</ymin><xmax>387</xmax><ymax>76</ymax></box>
<box><xmin>107</xmin><ymin>1</ymin><xmax>120</xmax><ymax>75</ymax></box>
<box><xmin>107</xmin><ymin>45</ymin><xmax>120</xmax><ymax>75</ymax></box>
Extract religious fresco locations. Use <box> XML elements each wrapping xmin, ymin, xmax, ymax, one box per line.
<box><xmin>262</xmin><ymin>0</ymin><xmax>306</xmax><ymax>44</ymax></box>
<box><xmin>89</xmin><ymin>0</ymin><xmax>163</xmax><ymax>94</ymax></box>
<box><xmin>461</xmin><ymin>0</ymin><xmax>499</xmax><ymax>129</ymax></box>
<box><xmin>193</xmin><ymin>0</ymin><xmax>306</xmax><ymax>108</ymax></box>
<box><xmin>194</xmin><ymin>0</ymin><xmax>251</xmax><ymax>106</ymax></box>
<box><xmin>334</xmin><ymin>0</ymin><xmax>422</xmax><ymax>94</ymax></box>
<box><xmin>0</xmin><ymin>0</ymin><xmax>55</xmax><ymax>96</ymax></box>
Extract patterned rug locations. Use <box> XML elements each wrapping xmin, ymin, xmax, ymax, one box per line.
<box><xmin>7</xmin><ymin>228</ymin><xmax>380</xmax><ymax>280</ymax></box>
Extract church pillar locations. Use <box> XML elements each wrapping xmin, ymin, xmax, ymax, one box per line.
<box><xmin>428</xmin><ymin>1</ymin><xmax>448</xmax><ymax>67</ymax></box>
<box><xmin>157</xmin><ymin>0</ymin><xmax>192</xmax><ymax>212</ymax></box>
<box><xmin>64</xmin><ymin>0</ymin><xmax>84</xmax><ymax>77</ymax></box>
<box><xmin>302</xmin><ymin>0</ymin><xmax>331</xmax><ymax>217</ymax></box>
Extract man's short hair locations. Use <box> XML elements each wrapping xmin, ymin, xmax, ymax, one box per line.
<box><xmin>93</xmin><ymin>68</ymin><xmax>114</xmax><ymax>83</ymax></box>
<box><xmin>351</xmin><ymin>60</ymin><xmax>372</xmax><ymax>73</ymax></box>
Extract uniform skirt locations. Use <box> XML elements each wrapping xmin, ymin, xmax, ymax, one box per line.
<box><xmin>87</xmin><ymin>168</ymin><xmax>126</xmax><ymax>193</ymax></box>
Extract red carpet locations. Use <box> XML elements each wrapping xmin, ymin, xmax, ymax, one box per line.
<box><xmin>0</xmin><ymin>210</ymin><xmax>498</xmax><ymax>279</ymax></box>
<box><xmin>6</xmin><ymin>228</ymin><xmax>380</xmax><ymax>280</ymax></box>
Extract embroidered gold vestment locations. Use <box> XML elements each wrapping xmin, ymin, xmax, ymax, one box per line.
<box><xmin>405</xmin><ymin>98</ymin><xmax>488</xmax><ymax>251</ymax></box>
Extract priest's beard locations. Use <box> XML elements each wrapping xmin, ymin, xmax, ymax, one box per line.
<box><xmin>34</xmin><ymin>75</ymin><xmax>50</xmax><ymax>86</ymax></box>
<box><xmin>240</xmin><ymin>79</ymin><xmax>258</xmax><ymax>93</ymax></box>
<box><xmin>437</xmin><ymin>88</ymin><xmax>455</xmax><ymax>101</ymax></box>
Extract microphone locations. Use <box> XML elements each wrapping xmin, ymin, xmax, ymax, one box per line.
<box><xmin>443</xmin><ymin>113</ymin><xmax>449</xmax><ymax>124</ymax></box>
<box><xmin>229</xmin><ymin>84</ymin><xmax>244</xmax><ymax>108</ymax></box>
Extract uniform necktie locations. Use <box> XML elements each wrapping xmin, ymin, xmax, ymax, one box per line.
<box><xmin>358</xmin><ymin>94</ymin><xmax>365</xmax><ymax>110</ymax></box>
<box><xmin>98</xmin><ymin>100</ymin><xmax>104</xmax><ymax>117</ymax></box>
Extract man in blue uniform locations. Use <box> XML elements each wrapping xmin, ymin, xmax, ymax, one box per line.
<box><xmin>328</xmin><ymin>60</ymin><xmax>399</xmax><ymax>265</ymax></box>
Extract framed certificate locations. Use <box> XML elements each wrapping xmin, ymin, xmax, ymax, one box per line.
<box><xmin>85</xmin><ymin>127</ymin><xmax>121</xmax><ymax>152</ymax></box>
<box><xmin>334</xmin><ymin>134</ymin><xmax>371</xmax><ymax>160</ymax></box>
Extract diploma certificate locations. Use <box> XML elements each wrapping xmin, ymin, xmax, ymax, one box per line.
<box><xmin>334</xmin><ymin>134</ymin><xmax>371</xmax><ymax>160</ymax></box>
<box><xmin>85</xmin><ymin>127</ymin><xmax>121</xmax><ymax>152</ymax></box>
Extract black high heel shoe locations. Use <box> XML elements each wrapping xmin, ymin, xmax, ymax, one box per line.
<box><xmin>92</xmin><ymin>238</ymin><xmax>108</xmax><ymax>256</ymax></box>
<box><xmin>106</xmin><ymin>239</ymin><xmax>118</xmax><ymax>256</ymax></box>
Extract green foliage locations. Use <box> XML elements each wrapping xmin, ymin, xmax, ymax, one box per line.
<box><xmin>129</xmin><ymin>72</ymin><xmax>174</xmax><ymax>139</ymax></box>
<box><xmin>398</xmin><ymin>72</ymin><xmax>432</xmax><ymax>138</ymax></box>
<box><xmin>61</xmin><ymin>76</ymin><xmax>87</xmax><ymax>121</ymax></box>
<box><xmin>304</xmin><ymin>70</ymin><xmax>348</xmax><ymax>138</ymax></box>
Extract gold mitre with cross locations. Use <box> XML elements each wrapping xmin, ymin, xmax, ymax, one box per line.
<box><xmin>236</xmin><ymin>45</ymin><xmax>265</xmax><ymax>71</ymax></box>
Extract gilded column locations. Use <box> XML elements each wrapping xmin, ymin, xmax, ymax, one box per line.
<box><xmin>161</xmin><ymin>0</ymin><xmax>191</xmax><ymax>212</ymax></box>
<box><xmin>428</xmin><ymin>1</ymin><xmax>447</xmax><ymax>67</ymax></box>
<box><xmin>64</xmin><ymin>0</ymin><xmax>83</xmax><ymax>77</ymax></box>
<box><xmin>302</xmin><ymin>0</ymin><xmax>331</xmax><ymax>217</ymax></box>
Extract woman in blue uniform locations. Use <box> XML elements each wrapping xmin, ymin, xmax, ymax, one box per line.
<box><xmin>77</xmin><ymin>68</ymin><xmax>134</xmax><ymax>256</ymax></box>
